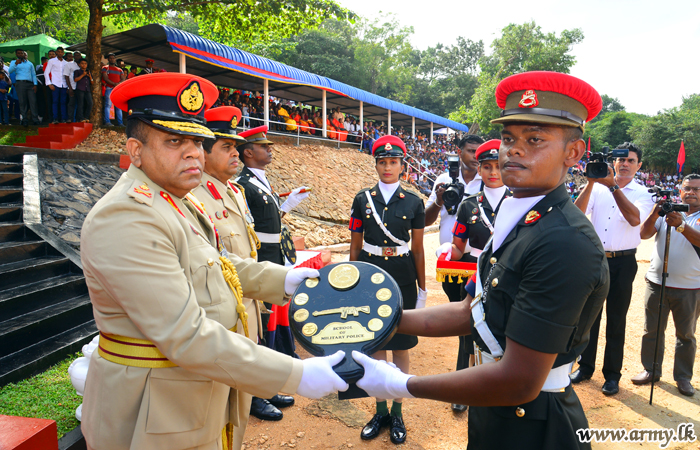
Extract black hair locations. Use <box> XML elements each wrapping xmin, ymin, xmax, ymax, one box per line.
<box><xmin>56</xmin><ymin>47</ymin><xmax>64</xmax><ymax>51</ymax></box>
<box><xmin>615</xmin><ymin>142</ymin><xmax>642</xmax><ymax>163</ymax></box>
<box><xmin>237</xmin><ymin>142</ymin><xmax>253</xmax><ymax>163</ymax></box>
<box><xmin>106</xmin><ymin>53</ymin><xmax>116</xmax><ymax>58</ymax></box>
<box><xmin>683</xmin><ymin>174</ymin><xmax>700</xmax><ymax>183</ymax></box>
<box><xmin>15</xmin><ymin>48</ymin><xmax>24</xmax><ymax>52</ymax></box>
<box><xmin>565</xmin><ymin>126</ymin><xmax>583</xmax><ymax>142</ymax></box>
<box><xmin>41</xmin><ymin>57</ymin><xmax>47</xmax><ymax>62</ymax></box>
<box><xmin>126</xmin><ymin>119</ymin><xmax>150</xmax><ymax>144</ymax></box>
<box><xmin>459</xmin><ymin>135</ymin><xmax>485</xmax><ymax>148</ymax></box>
<box><xmin>203</xmin><ymin>138</ymin><xmax>215</xmax><ymax>153</ymax></box>
<box><xmin>78</xmin><ymin>58</ymin><xmax>87</xmax><ymax>64</ymax></box>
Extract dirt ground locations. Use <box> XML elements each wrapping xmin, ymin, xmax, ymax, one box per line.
<box><xmin>241</xmin><ymin>233</ymin><xmax>700</xmax><ymax>450</ymax></box>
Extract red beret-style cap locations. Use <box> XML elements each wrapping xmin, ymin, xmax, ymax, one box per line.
<box><xmin>111</xmin><ymin>73</ymin><xmax>218</xmax><ymax>139</ymax></box>
<box><xmin>204</xmin><ymin>106</ymin><xmax>245</xmax><ymax>142</ymax></box>
<box><xmin>492</xmin><ymin>71</ymin><xmax>602</xmax><ymax>129</ymax></box>
<box><xmin>475</xmin><ymin>139</ymin><xmax>501</xmax><ymax>161</ymax></box>
<box><xmin>372</xmin><ymin>135</ymin><xmax>406</xmax><ymax>158</ymax></box>
<box><xmin>238</xmin><ymin>125</ymin><xmax>274</xmax><ymax>144</ymax></box>
<box><xmin>145</xmin><ymin>59</ymin><xmax>154</xmax><ymax>63</ymax></box>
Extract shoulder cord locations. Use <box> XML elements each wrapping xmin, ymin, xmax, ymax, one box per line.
<box><xmin>227</xmin><ymin>181</ymin><xmax>261</xmax><ymax>258</ymax></box>
<box><xmin>364</xmin><ymin>190</ymin><xmax>407</xmax><ymax>246</ymax></box>
<box><xmin>180</xmin><ymin>193</ymin><xmax>249</xmax><ymax>338</ymax></box>
<box><xmin>477</xmin><ymin>191</ymin><xmax>507</xmax><ymax>233</ymax></box>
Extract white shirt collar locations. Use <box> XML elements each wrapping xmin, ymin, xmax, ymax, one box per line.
<box><xmin>491</xmin><ymin>195</ymin><xmax>545</xmax><ymax>252</ymax></box>
<box><xmin>378</xmin><ymin>181</ymin><xmax>400</xmax><ymax>203</ymax></box>
<box><xmin>248</xmin><ymin>167</ymin><xmax>271</xmax><ymax>190</ymax></box>
<box><xmin>483</xmin><ymin>185</ymin><xmax>507</xmax><ymax>210</ymax></box>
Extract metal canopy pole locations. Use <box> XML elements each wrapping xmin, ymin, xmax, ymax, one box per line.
<box><xmin>179</xmin><ymin>53</ymin><xmax>186</xmax><ymax>74</ymax></box>
<box><xmin>412</xmin><ymin>116</ymin><xmax>415</xmax><ymax>139</ymax></box>
<box><xmin>264</xmin><ymin>79</ymin><xmax>269</xmax><ymax>128</ymax></box>
<box><xmin>430</xmin><ymin>122</ymin><xmax>434</xmax><ymax>144</ymax></box>
<box><xmin>322</xmin><ymin>90</ymin><xmax>327</xmax><ymax>138</ymax></box>
<box><xmin>388</xmin><ymin>110</ymin><xmax>392</xmax><ymax>135</ymax></box>
<box><xmin>359</xmin><ymin>101</ymin><xmax>363</xmax><ymax>131</ymax></box>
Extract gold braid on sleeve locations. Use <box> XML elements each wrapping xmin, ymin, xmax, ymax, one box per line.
<box><xmin>219</xmin><ymin>256</ymin><xmax>249</xmax><ymax>338</ymax></box>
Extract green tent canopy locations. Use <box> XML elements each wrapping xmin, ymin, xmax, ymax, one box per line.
<box><xmin>0</xmin><ymin>34</ymin><xmax>69</xmax><ymax>66</ymax></box>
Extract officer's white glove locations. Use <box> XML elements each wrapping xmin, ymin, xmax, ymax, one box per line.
<box><xmin>353</xmin><ymin>351</ymin><xmax>415</xmax><ymax>399</ymax></box>
<box><xmin>284</xmin><ymin>267</ymin><xmax>320</xmax><ymax>296</ymax></box>
<box><xmin>416</xmin><ymin>288</ymin><xmax>428</xmax><ymax>309</ymax></box>
<box><xmin>435</xmin><ymin>242</ymin><xmax>452</xmax><ymax>261</ymax></box>
<box><xmin>280</xmin><ymin>186</ymin><xmax>310</xmax><ymax>213</ymax></box>
<box><xmin>297</xmin><ymin>351</ymin><xmax>349</xmax><ymax>399</ymax></box>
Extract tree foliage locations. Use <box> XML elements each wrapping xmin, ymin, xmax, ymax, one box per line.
<box><xmin>465</xmin><ymin>21</ymin><xmax>584</xmax><ymax>137</ymax></box>
<box><xmin>583</xmin><ymin>111</ymin><xmax>646</xmax><ymax>153</ymax></box>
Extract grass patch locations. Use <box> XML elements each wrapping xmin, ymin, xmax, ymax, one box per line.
<box><xmin>0</xmin><ymin>353</ymin><xmax>82</xmax><ymax>439</ymax></box>
<box><xmin>0</xmin><ymin>125</ymin><xmax>38</xmax><ymax>145</ymax></box>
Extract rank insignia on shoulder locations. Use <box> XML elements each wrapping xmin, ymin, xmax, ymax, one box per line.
<box><xmin>524</xmin><ymin>210</ymin><xmax>541</xmax><ymax>224</ymax></box>
<box><xmin>371</xmin><ymin>191</ymin><xmax>377</xmax><ymax>196</ymax></box>
<box><xmin>133</xmin><ymin>186</ymin><xmax>152</xmax><ymax>198</ymax></box>
<box><xmin>399</xmin><ymin>193</ymin><xmax>405</xmax><ymax>198</ymax></box>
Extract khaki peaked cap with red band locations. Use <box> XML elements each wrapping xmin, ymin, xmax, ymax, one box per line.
<box><xmin>204</xmin><ymin>106</ymin><xmax>246</xmax><ymax>143</ymax></box>
<box><xmin>475</xmin><ymin>139</ymin><xmax>501</xmax><ymax>162</ymax></box>
<box><xmin>111</xmin><ymin>73</ymin><xmax>218</xmax><ymax>139</ymax></box>
<box><xmin>238</xmin><ymin>125</ymin><xmax>274</xmax><ymax>145</ymax></box>
<box><xmin>372</xmin><ymin>135</ymin><xmax>406</xmax><ymax>159</ymax></box>
<box><xmin>491</xmin><ymin>71</ymin><xmax>602</xmax><ymax>130</ymax></box>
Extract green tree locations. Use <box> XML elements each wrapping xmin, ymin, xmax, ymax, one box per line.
<box><xmin>464</xmin><ymin>21</ymin><xmax>584</xmax><ymax>136</ymax></box>
<box><xmin>583</xmin><ymin>111</ymin><xmax>646</xmax><ymax>153</ymax></box>
<box><xmin>630</xmin><ymin>94</ymin><xmax>700</xmax><ymax>172</ymax></box>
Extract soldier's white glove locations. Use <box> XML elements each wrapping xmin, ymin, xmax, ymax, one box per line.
<box><xmin>297</xmin><ymin>351</ymin><xmax>349</xmax><ymax>399</ymax></box>
<box><xmin>280</xmin><ymin>186</ymin><xmax>310</xmax><ymax>213</ymax></box>
<box><xmin>284</xmin><ymin>267</ymin><xmax>320</xmax><ymax>296</ymax></box>
<box><xmin>353</xmin><ymin>351</ymin><xmax>415</xmax><ymax>399</ymax></box>
<box><xmin>436</xmin><ymin>242</ymin><xmax>452</xmax><ymax>261</ymax></box>
<box><xmin>416</xmin><ymin>288</ymin><xmax>428</xmax><ymax>309</ymax></box>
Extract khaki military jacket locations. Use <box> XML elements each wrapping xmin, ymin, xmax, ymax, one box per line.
<box><xmin>80</xmin><ymin>165</ymin><xmax>303</xmax><ymax>450</ymax></box>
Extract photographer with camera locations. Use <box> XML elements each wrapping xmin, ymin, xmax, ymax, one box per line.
<box><xmin>631</xmin><ymin>174</ymin><xmax>700</xmax><ymax>397</ymax></box>
<box><xmin>572</xmin><ymin>142</ymin><xmax>654</xmax><ymax>395</ymax></box>
<box><xmin>424</xmin><ymin>134</ymin><xmax>483</xmax><ymax>413</ymax></box>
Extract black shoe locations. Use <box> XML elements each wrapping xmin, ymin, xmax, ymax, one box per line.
<box><xmin>631</xmin><ymin>370</ymin><xmax>660</xmax><ymax>385</ymax></box>
<box><xmin>250</xmin><ymin>396</ymin><xmax>283</xmax><ymax>421</ymax></box>
<box><xmin>268</xmin><ymin>394</ymin><xmax>294</xmax><ymax>408</ymax></box>
<box><xmin>390</xmin><ymin>415</ymin><xmax>407</xmax><ymax>444</ymax></box>
<box><xmin>677</xmin><ymin>380</ymin><xmax>695</xmax><ymax>397</ymax></box>
<box><xmin>602</xmin><ymin>380</ymin><xmax>619</xmax><ymax>396</ymax></box>
<box><xmin>570</xmin><ymin>369</ymin><xmax>592</xmax><ymax>384</ymax></box>
<box><xmin>451</xmin><ymin>403</ymin><xmax>467</xmax><ymax>413</ymax></box>
<box><xmin>361</xmin><ymin>413</ymin><xmax>391</xmax><ymax>440</ymax></box>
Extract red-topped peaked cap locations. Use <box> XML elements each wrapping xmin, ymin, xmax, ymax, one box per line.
<box><xmin>372</xmin><ymin>135</ymin><xmax>406</xmax><ymax>159</ymax></box>
<box><xmin>111</xmin><ymin>73</ymin><xmax>218</xmax><ymax>139</ymax></box>
<box><xmin>204</xmin><ymin>106</ymin><xmax>245</xmax><ymax>143</ymax></box>
<box><xmin>475</xmin><ymin>139</ymin><xmax>501</xmax><ymax>162</ymax></box>
<box><xmin>238</xmin><ymin>125</ymin><xmax>274</xmax><ymax>145</ymax></box>
<box><xmin>491</xmin><ymin>71</ymin><xmax>602</xmax><ymax>130</ymax></box>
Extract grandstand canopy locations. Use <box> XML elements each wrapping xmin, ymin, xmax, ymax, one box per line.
<box><xmin>70</xmin><ymin>24</ymin><xmax>468</xmax><ymax>134</ymax></box>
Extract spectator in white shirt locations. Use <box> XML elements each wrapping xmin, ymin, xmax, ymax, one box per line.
<box><xmin>45</xmin><ymin>47</ymin><xmax>69</xmax><ymax>123</ymax></box>
<box><xmin>572</xmin><ymin>142</ymin><xmax>654</xmax><ymax>396</ymax></box>
<box><xmin>63</xmin><ymin>51</ymin><xmax>80</xmax><ymax>122</ymax></box>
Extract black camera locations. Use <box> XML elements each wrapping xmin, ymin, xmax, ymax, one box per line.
<box><xmin>648</xmin><ymin>187</ymin><xmax>689</xmax><ymax>217</ymax></box>
<box><xmin>585</xmin><ymin>146</ymin><xmax>629</xmax><ymax>179</ymax></box>
<box><xmin>442</xmin><ymin>154</ymin><xmax>465</xmax><ymax>214</ymax></box>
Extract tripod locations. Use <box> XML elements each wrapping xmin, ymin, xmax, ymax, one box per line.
<box><xmin>649</xmin><ymin>223</ymin><xmax>672</xmax><ymax>405</ymax></box>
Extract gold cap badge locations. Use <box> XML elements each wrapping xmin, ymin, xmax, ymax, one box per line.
<box><xmin>178</xmin><ymin>80</ymin><xmax>205</xmax><ymax>114</ymax></box>
<box><xmin>519</xmin><ymin>90</ymin><xmax>539</xmax><ymax>108</ymax></box>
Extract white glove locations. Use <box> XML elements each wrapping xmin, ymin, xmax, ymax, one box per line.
<box><xmin>353</xmin><ymin>351</ymin><xmax>415</xmax><ymax>399</ymax></box>
<box><xmin>416</xmin><ymin>288</ymin><xmax>428</xmax><ymax>309</ymax></box>
<box><xmin>280</xmin><ymin>186</ymin><xmax>310</xmax><ymax>213</ymax></box>
<box><xmin>297</xmin><ymin>351</ymin><xmax>349</xmax><ymax>399</ymax></box>
<box><xmin>284</xmin><ymin>267</ymin><xmax>320</xmax><ymax>296</ymax></box>
<box><xmin>435</xmin><ymin>242</ymin><xmax>452</xmax><ymax>261</ymax></box>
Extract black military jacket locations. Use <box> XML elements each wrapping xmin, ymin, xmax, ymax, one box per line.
<box><xmin>454</xmin><ymin>188</ymin><xmax>511</xmax><ymax>252</ymax></box>
<box><xmin>349</xmin><ymin>184</ymin><xmax>425</xmax><ymax>286</ymax></box>
<box><xmin>474</xmin><ymin>184</ymin><xmax>608</xmax><ymax>368</ymax></box>
<box><xmin>236</xmin><ymin>166</ymin><xmax>283</xmax><ymax>263</ymax></box>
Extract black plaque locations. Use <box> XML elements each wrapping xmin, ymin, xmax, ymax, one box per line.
<box><xmin>289</xmin><ymin>261</ymin><xmax>403</xmax><ymax>399</ymax></box>
<box><xmin>280</xmin><ymin>226</ymin><xmax>297</xmax><ymax>264</ymax></box>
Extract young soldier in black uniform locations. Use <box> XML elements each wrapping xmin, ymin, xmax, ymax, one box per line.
<box><xmin>349</xmin><ymin>135</ymin><xmax>426</xmax><ymax>445</ymax></box>
<box><xmin>353</xmin><ymin>71</ymin><xmax>610</xmax><ymax>450</ymax></box>
<box><xmin>235</xmin><ymin>125</ymin><xmax>309</xmax><ymax>421</ymax></box>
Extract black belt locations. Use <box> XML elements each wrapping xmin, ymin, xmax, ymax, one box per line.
<box><xmin>16</xmin><ymin>80</ymin><xmax>34</xmax><ymax>83</ymax></box>
<box><xmin>605</xmin><ymin>249</ymin><xmax>636</xmax><ymax>258</ymax></box>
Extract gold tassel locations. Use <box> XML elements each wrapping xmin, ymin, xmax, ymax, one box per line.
<box><xmin>436</xmin><ymin>268</ymin><xmax>476</xmax><ymax>283</ymax></box>
<box><xmin>220</xmin><ymin>257</ymin><xmax>249</xmax><ymax>338</ymax></box>
<box><xmin>221</xmin><ymin>422</ymin><xmax>233</xmax><ymax>450</ymax></box>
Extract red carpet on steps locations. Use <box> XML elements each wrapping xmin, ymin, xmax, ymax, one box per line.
<box><xmin>14</xmin><ymin>123</ymin><xmax>93</xmax><ymax>150</ymax></box>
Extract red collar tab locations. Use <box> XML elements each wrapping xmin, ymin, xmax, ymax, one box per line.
<box><xmin>206</xmin><ymin>180</ymin><xmax>222</xmax><ymax>200</ymax></box>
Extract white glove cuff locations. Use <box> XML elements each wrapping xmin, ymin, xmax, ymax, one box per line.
<box><xmin>388</xmin><ymin>372</ymin><xmax>416</xmax><ymax>399</ymax></box>
<box><xmin>280</xmin><ymin>201</ymin><xmax>293</xmax><ymax>214</ymax></box>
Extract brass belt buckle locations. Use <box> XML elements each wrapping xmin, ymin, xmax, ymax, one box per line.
<box><xmin>382</xmin><ymin>247</ymin><xmax>397</xmax><ymax>257</ymax></box>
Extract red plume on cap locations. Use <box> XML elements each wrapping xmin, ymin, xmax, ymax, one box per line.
<box><xmin>475</xmin><ymin>139</ymin><xmax>501</xmax><ymax>161</ymax></box>
<box><xmin>372</xmin><ymin>135</ymin><xmax>406</xmax><ymax>158</ymax></box>
<box><xmin>495</xmin><ymin>71</ymin><xmax>602</xmax><ymax>123</ymax></box>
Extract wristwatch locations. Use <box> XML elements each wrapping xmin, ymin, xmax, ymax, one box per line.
<box><xmin>676</xmin><ymin>221</ymin><xmax>686</xmax><ymax>233</ymax></box>
<box><xmin>609</xmin><ymin>185</ymin><xmax>620</xmax><ymax>193</ymax></box>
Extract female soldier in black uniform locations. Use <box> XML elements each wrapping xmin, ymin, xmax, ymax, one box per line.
<box><xmin>348</xmin><ymin>135</ymin><xmax>426</xmax><ymax>445</ymax></box>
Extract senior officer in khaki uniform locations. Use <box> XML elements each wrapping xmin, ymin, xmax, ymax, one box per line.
<box><xmin>352</xmin><ymin>71</ymin><xmax>610</xmax><ymax>450</ymax></box>
<box><xmin>192</xmin><ymin>105</ymin><xmax>267</xmax><ymax>449</ymax></box>
<box><xmin>80</xmin><ymin>74</ymin><xmax>348</xmax><ymax>450</ymax></box>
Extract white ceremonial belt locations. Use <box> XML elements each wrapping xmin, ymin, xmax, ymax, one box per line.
<box><xmin>473</xmin><ymin>343</ymin><xmax>572</xmax><ymax>392</ymax></box>
<box><xmin>363</xmin><ymin>242</ymin><xmax>409</xmax><ymax>257</ymax></box>
<box><xmin>470</xmin><ymin>248</ymin><xmax>483</xmax><ymax>257</ymax></box>
<box><xmin>256</xmin><ymin>232</ymin><xmax>281</xmax><ymax>244</ymax></box>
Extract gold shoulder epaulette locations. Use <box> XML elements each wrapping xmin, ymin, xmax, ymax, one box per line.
<box><xmin>126</xmin><ymin>179</ymin><xmax>154</xmax><ymax>206</ymax></box>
